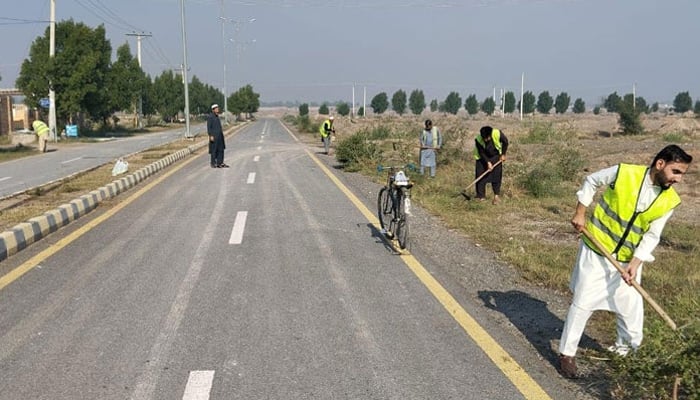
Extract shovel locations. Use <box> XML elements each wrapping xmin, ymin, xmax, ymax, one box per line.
<box><xmin>460</xmin><ymin>160</ymin><xmax>503</xmax><ymax>200</ymax></box>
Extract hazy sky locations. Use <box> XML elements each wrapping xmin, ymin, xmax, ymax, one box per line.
<box><xmin>1</xmin><ymin>0</ymin><xmax>698</xmax><ymax>106</ymax></box>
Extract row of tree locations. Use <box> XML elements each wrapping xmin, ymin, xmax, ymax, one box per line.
<box><xmin>16</xmin><ymin>20</ymin><xmax>259</xmax><ymax>130</ymax></box>
<box><xmin>364</xmin><ymin>89</ymin><xmax>700</xmax><ymax>117</ymax></box>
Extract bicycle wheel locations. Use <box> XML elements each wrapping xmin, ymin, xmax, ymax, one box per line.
<box><xmin>395</xmin><ymin>191</ymin><xmax>409</xmax><ymax>249</ymax></box>
<box><xmin>377</xmin><ymin>186</ymin><xmax>392</xmax><ymax>230</ymax></box>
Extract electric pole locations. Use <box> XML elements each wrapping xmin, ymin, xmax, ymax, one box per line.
<box><xmin>48</xmin><ymin>0</ymin><xmax>57</xmax><ymax>141</ymax></box>
<box><xmin>180</xmin><ymin>0</ymin><xmax>191</xmax><ymax>138</ymax></box>
<box><xmin>126</xmin><ymin>32</ymin><xmax>152</xmax><ymax>129</ymax></box>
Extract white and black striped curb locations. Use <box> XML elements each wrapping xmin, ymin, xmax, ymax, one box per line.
<box><xmin>0</xmin><ymin>141</ymin><xmax>207</xmax><ymax>262</ymax></box>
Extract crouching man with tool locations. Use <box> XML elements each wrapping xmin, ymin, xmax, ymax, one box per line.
<box><xmin>558</xmin><ymin>145</ymin><xmax>692</xmax><ymax>379</ymax></box>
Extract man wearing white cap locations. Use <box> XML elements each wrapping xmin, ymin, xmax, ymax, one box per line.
<box><xmin>208</xmin><ymin>104</ymin><xmax>228</xmax><ymax>168</ymax></box>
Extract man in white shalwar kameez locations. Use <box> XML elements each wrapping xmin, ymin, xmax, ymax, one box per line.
<box><xmin>419</xmin><ymin>119</ymin><xmax>442</xmax><ymax>178</ymax></box>
<box><xmin>558</xmin><ymin>145</ymin><xmax>693</xmax><ymax>378</ymax></box>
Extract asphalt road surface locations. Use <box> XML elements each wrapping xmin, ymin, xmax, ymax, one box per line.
<box><xmin>0</xmin><ymin>119</ymin><xmax>571</xmax><ymax>399</ymax></box>
<box><xmin>0</xmin><ymin>124</ymin><xmax>204</xmax><ymax>198</ymax></box>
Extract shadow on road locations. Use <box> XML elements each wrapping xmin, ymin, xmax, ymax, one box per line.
<box><xmin>477</xmin><ymin>290</ymin><xmax>603</xmax><ymax>368</ymax></box>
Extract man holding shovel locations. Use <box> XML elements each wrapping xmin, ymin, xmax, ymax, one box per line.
<box><xmin>558</xmin><ymin>145</ymin><xmax>692</xmax><ymax>379</ymax></box>
<box><xmin>473</xmin><ymin>126</ymin><xmax>508</xmax><ymax>204</ymax></box>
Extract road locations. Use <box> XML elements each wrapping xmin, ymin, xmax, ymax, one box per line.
<box><xmin>0</xmin><ymin>118</ymin><xmax>568</xmax><ymax>399</ymax></box>
<box><xmin>0</xmin><ymin>124</ymin><xmax>205</xmax><ymax>199</ymax></box>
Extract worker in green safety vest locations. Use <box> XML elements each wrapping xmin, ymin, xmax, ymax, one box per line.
<box><xmin>32</xmin><ymin>118</ymin><xmax>50</xmax><ymax>153</ymax></box>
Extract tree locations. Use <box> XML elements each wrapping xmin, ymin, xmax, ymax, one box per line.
<box><xmin>299</xmin><ymin>103</ymin><xmax>309</xmax><ymax>116</ymax></box>
<box><xmin>336</xmin><ymin>102</ymin><xmax>350</xmax><ymax>116</ymax></box>
<box><xmin>408</xmin><ymin>89</ymin><xmax>426</xmax><ymax>115</ymax></box>
<box><xmin>443</xmin><ymin>91</ymin><xmax>462</xmax><ymax>115</ymax></box>
<box><xmin>370</xmin><ymin>92</ymin><xmax>388</xmax><ymax>114</ymax></box>
<box><xmin>105</xmin><ymin>43</ymin><xmax>148</xmax><ymax>127</ymax></box>
<box><xmin>651</xmin><ymin>102</ymin><xmax>660</xmax><ymax>113</ymax></box>
<box><xmin>357</xmin><ymin>106</ymin><xmax>364</xmax><ymax>117</ymax></box>
<box><xmin>572</xmin><ymin>98</ymin><xmax>586</xmax><ymax>114</ymax></box>
<box><xmin>391</xmin><ymin>89</ymin><xmax>407</xmax><ymax>115</ymax></box>
<box><xmin>536</xmin><ymin>91</ymin><xmax>553</xmax><ymax>114</ymax></box>
<box><xmin>318</xmin><ymin>103</ymin><xmax>329</xmax><ymax>115</ymax></box>
<box><xmin>618</xmin><ymin>95</ymin><xmax>643</xmax><ymax>135</ymax></box>
<box><xmin>554</xmin><ymin>92</ymin><xmax>570</xmax><ymax>114</ymax></box>
<box><xmin>228</xmin><ymin>84</ymin><xmax>260</xmax><ymax>120</ymax></box>
<box><xmin>481</xmin><ymin>97</ymin><xmax>496</xmax><ymax>116</ymax></box>
<box><xmin>520</xmin><ymin>91</ymin><xmax>536</xmax><ymax>114</ymax></box>
<box><xmin>152</xmin><ymin>70</ymin><xmax>183</xmax><ymax>122</ymax></box>
<box><xmin>673</xmin><ymin>91</ymin><xmax>693</xmax><ymax>113</ymax></box>
<box><xmin>695</xmin><ymin>101</ymin><xmax>700</xmax><ymax>117</ymax></box>
<box><xmin>430</xmin><ymin>99</ymin><xmax>438</xmax><ymax>112</ymax></box>
<box><xmin>503</xmin><ymin>91</ymin><xmax>516</xmax><ymax>113</ymax></box>
<box><xmin>464</xmin><ymin>94</ymin><xmax>479</xmax><ymax>115</ymax></box>
<box><xmin>635</xmin><ymin>96</ymin><xmax>649</xmax><ymax>114</ymax></box>
<box><xmin>604</xmin><ymin>92</ymin><xmax>622</xmax><ymax>112</ymax></box>
<box><xmin>17</xmin><ymin>20</ymin><xmax>112</xmax><ymax>127</ymax></box>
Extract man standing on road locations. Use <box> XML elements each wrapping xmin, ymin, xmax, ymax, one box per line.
<box><xmin>208</xmin><ymin>104</ymin><xmax>228</xmax><ymax>168</ymax></box>
<box><xmin>474</xmin><ymin>126</ymin><xmax>508</xmax><ymax>204</ymax></box>
<box><xmin>419</xmin><ymin>119</ymin><xmax>442</xmax><ymax>178</ymax></box>
<box><xmin>319</xmin><ymin>116</ymin><xmax>335</xmax><ymax>155</ymax></box>
<box><xmin>558</xmin><ymin>145</ymin><xmax>693</xmax><ymax>379</ymax></box>
<box><xmin>32</xmin><ymin>118</ymin><xmax>50</xmax><ymax>153</ymax></box>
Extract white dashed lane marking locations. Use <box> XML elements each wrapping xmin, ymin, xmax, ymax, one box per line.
<box><xmin>247</xmin><ymin>173</ymin><xmax>256</xmax><ymax>184</ymax></box>
<box><xmin>229</xmin><ymin>211</ymin><xmax>248</xmax><ymax>244</ymax></box>
<box><xmin>253</xmin><ymin>155</ymin><xmax>260</xmax><ymax>162</ymax></box>
<box><xmin>182</xmin><ymin>370</ymin><xmax>215</xmax><ymax>400</ymax></box>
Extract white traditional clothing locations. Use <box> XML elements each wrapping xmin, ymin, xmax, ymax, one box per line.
<box><xmin>420</xmin><ymin>127</ymin><xmax>441</xmax><ymax>177</ymax></box>
<box><xmin>559</xmin><ymin>165</ymin><xmax>673</xmax><ymax>356</ymax></box>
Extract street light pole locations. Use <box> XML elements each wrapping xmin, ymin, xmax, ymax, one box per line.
<box><xmin>48</xmin><ymin>0</ymin><xmax>57</xmax><ymax>141</ymax></box>
<box><xmin>219</xmin><ymin>1</ymin><xmax>228</xmax><ymax>124</ymax></box>
<box><xmin>180</xmin><ymin>0</ymin><xmax>191</xmax><ymax>138</ymax></box>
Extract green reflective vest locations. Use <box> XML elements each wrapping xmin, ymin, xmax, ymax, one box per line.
<box><xmin>584</xmin><ymin>163</ymin><xmax>681</xmax><ymax>262</ymax></box>
<box><xmin>319</xmin><ymin>120</ymin><xmax>332</xmax><ymax>138</ymax></box>
<box><xmin>33</xmin><ymin>120</ymin><xmax>50</xmax><ymax>136</ymax></box>
<box><xmin>473</xmin><ymin>128</ymin><xmax>502</xmax><ymax>159</ymax></box>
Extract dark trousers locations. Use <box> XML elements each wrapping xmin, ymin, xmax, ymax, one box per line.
<box><xmin>210</xmin><ymin>145</ymin><xmax>224</xmax><ymax>166</ymax></box>
<box><xmin>475</xmin><ymin>158</ymin><xmax>503</xmax><ymax>198</ymax></box>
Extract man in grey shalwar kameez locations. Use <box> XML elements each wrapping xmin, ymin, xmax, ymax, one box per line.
<box><xmin>419</xmin><ymin>119</ymin><xmax>442</xmax><ymax>178</ymax></box>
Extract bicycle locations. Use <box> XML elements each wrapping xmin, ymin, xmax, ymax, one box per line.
<box><xmin>376</xmin><ymin>163</ymin><xmax>416</xmax><ymax>250</ymax></box>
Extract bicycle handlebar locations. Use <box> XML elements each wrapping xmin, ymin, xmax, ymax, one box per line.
<box><xmin>376</xmin><ymin>163</ymin><xmax>418</xmax><ymax>174</ymax></box>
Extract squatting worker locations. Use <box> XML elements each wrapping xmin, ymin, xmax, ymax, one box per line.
<box><xmin>419</xmin><ymin>119</ymin><xmax>442</xmax><ymax>178</ymax></box>
<box><xmin>474</xmin><ymin>126</ymin><xmax>508</xmax><ymax>204</ymax></box>
<box><xmin>208</xmin><ymin>104</ymin><xmax>228</xmax><ymax>168</ymax></box>
<box><xmin>558</xmin><ymin>145</ymin><xmax>693</xmax><ymax>379</ymax></box>
<box><xmin>32</xmin><ymin>118</ymin><xmax>50</xmax><ymax>153</ymax></box>
<box><xmin>319</xmin><ymin>116</ymin><xmax>335</xmax><ymax>155</ymax></box>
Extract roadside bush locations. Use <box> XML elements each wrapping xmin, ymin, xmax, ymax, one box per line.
<box><xmin>610</xmin><ymin>320</ymin><xmax>700</xmax><ymax>400</ymax></box>
<box><xmin>335</xmin><ymin>131</ymin><xmax>381</xmax><ymax>170</ymax></box>
<box><xmin>519</xmin><ymin>145</ymin><xmax>583</xmax><ymax>198</ymax></box>
<box><xmin>520</xmin><ymin>122</ymin><xmax>568</xmax><ymax>144</ymax></box>
<box><xmin>295</xmin><ymin>115</ymin><xmax>314</xmax><ymax>133</ymax></box>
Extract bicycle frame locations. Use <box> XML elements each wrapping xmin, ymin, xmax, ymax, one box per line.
<box><xmin>376</xmin><ymin>164</ymin><xmax>414</xmax><ymax>250</ymax></box>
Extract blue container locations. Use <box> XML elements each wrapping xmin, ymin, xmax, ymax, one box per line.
<box><xmin>66</xmin><ymin>125</ymin><xmax>78</xmax><ymax>137</ymax></box>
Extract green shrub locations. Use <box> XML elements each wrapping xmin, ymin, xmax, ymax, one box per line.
<box><xmin>520</xmin><ymin>122</ymin><xmax>567</xmax><ymax>144</ymax></box>
<box><xmin>610</xmin><ymin>320</ymin><xmax>700</xmax><ymax>399</ymax></box>
<box><xmin>335</xmin><ymin>132</ymin><xmax>381</xmax><ymax>169</ymax></box>
<box><xmin>519</xmin><ymin>145</ymin><xmax>584</xmax><ymax>197</ymax></box>
<box><xmin>662</xmin><ymin>132</ymin><xmax>685</xmax><ymax>143</ymax></box>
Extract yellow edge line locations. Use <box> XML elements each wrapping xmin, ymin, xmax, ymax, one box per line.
<box><xmin>0</xmin><ymin>149</ymin><xmax>202</xmax><ymax>292</ymax></box>
<box><xmin>302</xmin><ymin>147</ymin><xmax>552</xmax><ymax>400</ymax></box>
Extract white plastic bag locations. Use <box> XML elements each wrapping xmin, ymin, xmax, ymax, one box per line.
<box><xmin>111</xmin><ymin>158</ymin><xmax>129</xmax><ymax>176</ymax></box>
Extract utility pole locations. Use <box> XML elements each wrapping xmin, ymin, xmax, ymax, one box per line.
<box><xmin>363</xmin><ymin>86</ymin><xmax>366</xmax><ymax>117</ymax></box>
<box><xmin>352</xmin><ymin>84</ymin><xmax>355</xmax><ymax>117</ymax></box>
<box><xmin>520</xmin><ymin>73</ymin><xmax>524</xmax><ymax>121</ymax></box>
<box><xmin>126</xmin><ymin>32</ymin><xmax>152</xmax><ymax>129</ymax></box>
<box><xmin>48</xmin><ymin>0</ymin><xmax>57</xmax><ymax>141</ymax></box>
<box><xmin>632</xmin><ymin>83</ymin><xmax>636</xmax><ymax>110</ymax></box>
<box><xmin>180</xmin><ymin>0</ymin><xmax>192</xmax><ymax>138</ymax></box>
<box><xmin>220</xmin><ymin>1</ymin><xmax>228</xmax><ymax>125</ymax></box>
